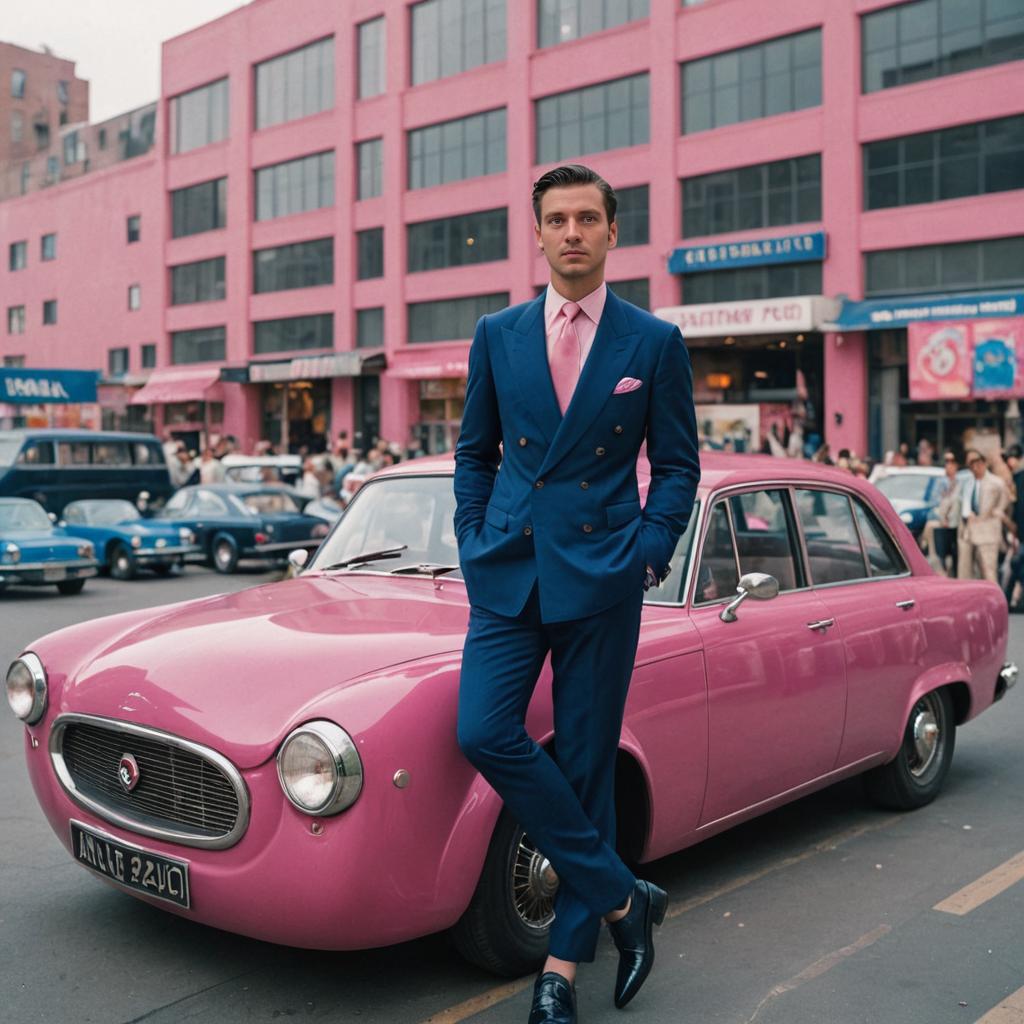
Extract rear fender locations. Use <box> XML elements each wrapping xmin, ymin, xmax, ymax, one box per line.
<box><xmin>892</xmin><ymin>663</ymin><xmax>972</xmax><ymax>757</ymax></box>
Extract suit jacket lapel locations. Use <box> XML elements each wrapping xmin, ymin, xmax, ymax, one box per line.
<box><xmin>502</xmin><ymin>295</ymin><xmax>561</xmax><ymax>446</ymax></box>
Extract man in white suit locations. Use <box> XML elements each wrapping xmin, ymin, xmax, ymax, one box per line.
<box><xmin>955</xmin><ymin>449</ymin><xmax>1009</xmax><ymax>582</ymax></box>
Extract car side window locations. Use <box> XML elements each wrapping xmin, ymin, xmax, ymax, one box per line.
<box><xmin>93</xmin><ymin>442</ymin><xmax>132</xmax><ymax>466</ymax></box>
<box><xmin>853</xmin><ymin>498</ymin><xmax>906</xmax><ymax>577</ymax></box>
<box><xmin>15</xmin><ymin>441</ymin><xmax>55</xmax><ymax>465</ymax></box>
<box><xmin>796</xmin><ymin>489</ymin><xmax>866</xmax><ymax>586</ymax></box>
<box><xmin>133</xmin><ymin>442</ymin><xmax>162</xmax><ymax>465</ymax></box>
<box><xmin>63</xmin><ymin>503</ymin><xmax>85</xmax><ymax>524</ymax></box>
<box><xmin>194</xmin><ymin>491</ymin><xmax>228</xmax><ymax>516</ymax></box>
<box><xmin>694</xmin><ymin>501</ymin><xmax>738</xmax><ymax>604</ymax></box>
<box><xmin>164</xmin><ymin>490</ymin><xmax>189</xmax><ymax>514</ymax></box>
<box><xmin>58</xmin><ymin>441</ymin><xmax>91</xmax><ymax>465</ymax></box>
<box><xmin>729</xmin><ymin>489</ymin><xmax>800</xmax><ymax>592</ymax></box>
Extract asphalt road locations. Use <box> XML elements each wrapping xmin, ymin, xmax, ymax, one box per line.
<box><xmin>1</xmin><ymin>570</ymin><xmax>1021</xmax><ymax>1024</ymax></box>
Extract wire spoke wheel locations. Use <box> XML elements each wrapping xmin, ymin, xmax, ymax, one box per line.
<box><xmin>510</xmin><ymin>831</ymin><xmax>557</xmax><ymax>931</ymax></box>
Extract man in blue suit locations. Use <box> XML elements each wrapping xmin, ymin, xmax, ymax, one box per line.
<box><xmin>454</xmin><ymin>165</ymin><xmax>699</xmax><ymax>1023</ymax></box>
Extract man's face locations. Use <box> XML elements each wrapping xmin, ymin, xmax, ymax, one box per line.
<box><xmin>968</xmin><ymin>453</ymin><xmax>986</xmax><ymax>478</ymax></box>
<box><xmin>534</xmin><ymin>184</ymin><xmax>617</xmax><ymax>282</ymax></box>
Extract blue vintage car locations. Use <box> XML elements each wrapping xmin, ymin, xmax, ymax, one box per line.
<box><xmin>0</xmin><ymin>497</ymin><xmax>98</xmax><ymax>595</ymax></box>
<box><xmin>154</xmin><ymin>483</ymin><xmax>329</xmax><ymax>573</ymax></box>
<box><xmin>61</xmin><ymin>499</ymin><xmax>201</xmax><ymax>580</ymax></box>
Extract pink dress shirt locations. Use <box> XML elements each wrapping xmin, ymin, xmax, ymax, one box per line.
<box><xmin>544</xmin><ymin>281</ymin><xmax>607</xmax><ymax>371</ymax></box>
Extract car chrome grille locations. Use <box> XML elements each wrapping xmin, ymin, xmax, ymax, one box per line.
<box><xmin>51</xmin><ymin>715</ymin><xmax>249</xmax><ymax>849</ymax></box>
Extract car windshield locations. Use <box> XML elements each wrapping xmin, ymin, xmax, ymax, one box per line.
<box><xmin>0</xmin><ymin>437</ymin><xmax>24</xmax><ymax>466</ymax></box>
<box><xmin>64</xmin><ymin>500</ymin><xmax>139</xmax><ymax>525</ymax></box>
<box><xmin>0</xmin><ymin>500</ymin><xmax>53</xmax><ymax>532</ymax></box>
<box><xmin>230</xmin><ymin>491</ymin><xmax>302</xmax><ymax>516</ymax></box>
<box><xmin>875</xmin><ymin>474</ymin><xmax>935</xmax><ymax>502</ymax></box>
<box><xmin>309</xmin><ymin>475</ymin><xmax>460</xmax><ymax>575</ymax></box>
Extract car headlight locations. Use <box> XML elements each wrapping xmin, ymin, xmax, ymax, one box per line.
<box><xmin>276</xmin><ymin>721</ymin><xmax>362</xmax><ymax>816</ymax></box>
<box><xmin>2</xmin><ymin>542</ymin><xmax>20</xmax><ymax>565</ymax></box>
<box><xmin>6</xmin><ymin>653</ymin><xmax>47</xmax><ymax>724</ymax></box>
<box><xmin>900</xmin><ymin>512</ymin><xmax>914</xmax><ymax>524</ymax></box>
<box><xmin>179</xmin><ymin>528</ymin><xmax>195</xmax><ymax>544</ymax></box>
<box><xmin>155</xmin><ymin>538</ymin><xmax>167</xmax><ymax>549</ymax></box>
<box><xmin>131</xmin><ymin>535</ymin><xmax>143</xmax><ymax>549</ymax></box>
<box><xmin>77</xmin><ymin>542</ymin><xmax>94</xmax><ymax>558</ymax></box>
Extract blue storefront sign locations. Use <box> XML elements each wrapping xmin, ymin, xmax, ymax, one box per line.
<box><xmin>830</xmin><ymin>291</ymin><xmax>1024</xmax><ymax>331</ymax></box>
<box><xmin>668</xmin><ymin>230</ymin><xmax>827</xmax><ymax>274</ymax></box>
<box><xmin>0</xmin><ymin>369</ymin><xmax>99</xmax><ymax>404</ymax></box>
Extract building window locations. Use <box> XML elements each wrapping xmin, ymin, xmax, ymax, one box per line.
<box><xmin>356</xmin><ymin>138</ymin><xmax>383</xmax><ymax>199</ymax></box>
<box><xmin>57</xmin><ymin>80</ymin><xmax>69</xmax><ymax>105</ymax></box>
<box><xmin>46</xmin><ymin>155</ymin><xmax>58</xmax><ymax>179</ymax></box>
<box><xmin>9</xmin><ymin>241</ymin><xmax>27</xmax><ymax>271</ymax></box>
<box><xmin>127</xmin><ymin>284</ymin><xmax>141</xmax><ymax>311</ymax></box>
<box><xmin>11</xmin><ymin>111</ymin><xmax>24</xmax><ymax>144</ymax></box>
<box><xmin>40</xmin><ymin>233</ymin><xmax>57</xmax><ymax>261</ymax></box>
<box><xmin>42</xmin><ymin>300</ymin><xmax>58</xmax><ymax>325</ymax></box>
<box><xmin>407</xmin><ymin>208</ymin><xmax>507</xmax><ymax>272</ymax></box>
<box><xmin>253</xmin><ymin>314</ymin><xmax>333</xmax><ymax>354</ymax></box>
<box><xmin>170</xmin><ymin>77</ymin><xmax>229</xmax><ymax>154</ymax></box>
<box><xmin>255</xmin><ymin>151</ymin><xmax>334</xmax><ymax>221</ymax></box>
<box><xmin>864</xmin><ymin>115</ymin><xmax>1024</xmax><ymax>211</ymax></box>
<box><xmin>11</xmin><ymin>69</ymin><xmax>26</xmax><ymax>99</ymax></box>
<box><xmin>3</xmin><ymin>355</ymin><xmax>26</xmax><ymax>367</ymax></box>
<box><xmin>615</xmin><ymin>185</ymin><xmax>649</xmax><ymax>246</ymax></box>
<box><xmin>538</xmin><ymin>0</ymin><xmax>648</xmax><ymax>47</ymax></box>
<box><xmin>7</xmin><ymin>306</ymin><xmax>26</xmax><ymax>335</ymax></box>
<box><xmin>682</xmin><ymin>154</ymin><xmax>822</xmax><ymax>237</ymax></box>
<box><xmin>356</xmin><ymin>228</ymin><xmax>384</xmax><ymax>280</ymax></box>
<box><xmin>127</xmin><ymin>214</ymin><xmax>141</xmax><ymax>243</ymax></box>
<box><xmin>610</xmin><ymin>277</ymin><xmax>650</xmax><ymax>309</ymax></box>
<box><xmin>108</xmin><ymin>348</ymin><xmax>130</xmax><ymax>377</ymax></box>
<box><xmin>682</xmin><ymin>29</ymin><xmax>821</xmax><ymax>134</ymax></box>
<box><xmin>408</xmin><ymin>291</ymin><xmax>509</xmax><ymax>343</ymax></box>
<box><xmin>141</xmin><ymin>344</ymin><xmax>157</xmax><ymax>369</ymax></box>
<box><xmin>358</xmin><ymin>17</ymin><xmax>387</xmax><ymax>99</ymax></box>
<box><xmin>171</xmin><ymin>177</ymin><xmax>228</xmax><ymax>237</ymax></box>
<box><xmin>411</xmin><ymin>0</ymin><xmax>507</xmax><ymax>86</ymax></box>
<box><xmin>862</xmin><ymin>0</ymin><xmax>1024</xmax><ymax>93</ymax></box>
<box><xmin>20</xmin><ymin>163</ymin><xmax>30</xmax><ymax>195</ymax></box>
<box><xmin>255</xmin><ymin>37</ymin><xmax>334</xmax><ymax>130</ymax></box>
<box><xmin>408</xmin><ymin>108</ymin><xmax>506</xmax><ymax>189</ymax></box>
<box><xmin>253</xmin><ymin>239</ymin><xmax>333</xmax><ymax>293</ymax></box>
<box><xmin>63</xmin><ymin>130</ymin><xmax>81</xmax><ymax>166</ymax></box>
<box><xmin>37</xmin><ymin>123</ymin><xmax>51</xmax><ymax>150</ymax></box>
<box><xmin>357</xmin><ymin>307</ymin><xmax>385</xmax><ymax>348</ymax></box>
<box><xmin>536</xmin><ymin>73</ymin><xmax>649</xmax><ymax>163</ymax></box>
<box><xmin>171</xmin><ymin>256</ymin><xmax>227</xmax><ymax>304</ymax></box>
<box><xmin>682</xmin><ymin>262</ymin><xmax>823</xmax><ymax>304</ymax></box>
<box><xmin>98</xmin><ymin>127</ymin><xmax>108</xmax><ymax>149</ymax></box>
<box><xmin>864</xmin><ymin>236</ymin><xmax>1024</xmax><ymax>297</ymax></box>
<box><xmin>171</xmin><ymin>326</ymin><xmax>226</xmax><ymax>364</ymax></box>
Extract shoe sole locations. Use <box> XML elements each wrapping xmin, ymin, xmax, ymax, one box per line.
<box><xmin>615</xmin><ymin>882</ymin><xmax>668</xmax><ymax>1009</ymax></box>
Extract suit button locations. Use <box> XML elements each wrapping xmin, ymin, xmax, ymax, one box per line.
<box><xmin>614</xmin><ymin>425</ymin><xmax>623</xmax><ymax>434</ymax></box>
<box><xmin>535</xmin><ymin>480</ymin><xmax>544</xmax><ymax>488</ymax></box>
<box><xmin>582</xmin><ymin>523</ymin><xmax>593</xmax><ymax>533</ymax></box>
<box><xmin>519</xmin><ymin>436</ymin><xmax>528</xmax><ymax>447</ymax></box>
<box><xmin>595</xmin><ymin>447</ymin><xmax>606</xmax><ymax>456</ymax></box>
<box><xmin>523</xmin><ymin>526</ymin><xmax>533</xmax><ymax>536</ymax></box>
<box><xmin>580</xmin><ymin>481</ymin><xmax>589</xmax><ymax>489</ymax></box>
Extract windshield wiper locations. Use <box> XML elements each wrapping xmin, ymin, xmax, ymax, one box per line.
<box><xmin>390</xmin><ymin>563</ymin><xmax>460</xmax><ymax>578</ymax></box>
<box><xmin>320</xmin><ymin>545</ymin><xmax>408</xmax><ymax>571</ymax></box>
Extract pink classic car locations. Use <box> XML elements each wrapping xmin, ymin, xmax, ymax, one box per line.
<box><xmin>6</xmin><ymin>453</ymin><xmax>1017</xmax><ymax>976</ymax></box>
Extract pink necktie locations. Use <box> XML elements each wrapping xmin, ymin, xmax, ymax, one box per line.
<box><xmin>550</xmin><ymin>301</ymin><xmax>582</xmax><ymax>414</ymax></box>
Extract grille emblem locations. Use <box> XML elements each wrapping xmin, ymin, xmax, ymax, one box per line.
<box><xmin>118</xmin><ymin>753</ymin><xmax>140</xmax><ymax>792</ymax></box>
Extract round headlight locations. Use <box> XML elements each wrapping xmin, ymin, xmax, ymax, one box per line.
<box><xmin>179</xmin><ymin>528</ymin><xmax>194</xmax><ymax>544</ymax></box>
<box><xmin>2</xmin><ymin>542</ymin><xmax>19</xmax><ymax>565</ymax></box>
<box><xmin>276</xmin><ymin>721</ymin><xmax>362</xmax><ymax>816</ymax></box>
<box><xmin>6</xmin><ymin>653</ymin><xmax>47</xmax><ymax>724</ymax></box>
<box><xmin>130</xmin><ymin>535</ymin><xmax>143</xmax><ymax>549</ymax></box>
<box><xmin>77</xmin><ymin>542</ymin><xmax>94</xmax><ymax>558</ymax></box>
<box><xmin>900</xmin><ymin>512</ymin><xmax>914</xmax><ymax>524</ymax></box>
<box><xmin>155</xmin><ymin>538</ymin><xmax>167</xmax><ymax>549</ymax></box>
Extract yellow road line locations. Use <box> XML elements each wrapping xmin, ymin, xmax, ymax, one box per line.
<box><xmin>934</xmin><ymin>850</ymin><xmax>1024</xmax><ymax>916</ymax></box>
<box><xmin>419</xmin><ymin>978</ymin><xmax>532</xmax><ymax>1024</ymax></box>
<box><xmin>974</xmin><ymin>984</ymin><xmax>1024</xmax><ymax>1023</ymax></box>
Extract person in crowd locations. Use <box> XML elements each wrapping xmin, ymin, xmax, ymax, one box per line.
<box><xmin>259</xmin><ymin>466</ymin><xmax>283</xmax><ymax>485</ymax></box>
<box><xmin>916</xmin><ymin>438</ymin><xmax>935</xmax><ymax>466</ymax></box>
<box><xmin>197</xmin><ymin>447</ymin><xmax>226</xmax><ymax>484</ymax></box>
<box><xmin>921</xmin><ymin>450</ymin><xmax>961</xmax><ymax>575</ymax></box>
<box><xmin>954</xmin><ymin>449</ymin><xmax>1009</xmax><ymax>583</ymax></box>
<box><xmin>297</xmin><ymin>457</ymin><xmax>322</xmax><ymax>499</ymax></box>
<box><xmin>167</xmin><ymin>444</ymin><xmax>194</xmax><ymax>488</ymax></box>
<box><xmin>161</xmin><ymin>429</ymin><xmax>180</xmax><ymax>464</ymax></box>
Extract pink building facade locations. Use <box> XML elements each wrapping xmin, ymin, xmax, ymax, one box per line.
<box><xmin>1</xmin><ymin>0</ymin><xmax>1023</xmax><ymax>460</ymax></box>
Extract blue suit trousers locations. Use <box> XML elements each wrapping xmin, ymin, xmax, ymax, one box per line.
<box><xmin>457</xmin><ymin>580</ymin><xmax>643</xmax><ymax>963</ymax></box>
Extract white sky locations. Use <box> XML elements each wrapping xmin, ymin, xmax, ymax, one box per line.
<box><xmin>4</xmin><ymin>0</ymin><xmax>253</xmax><ymax>122</ymax></box>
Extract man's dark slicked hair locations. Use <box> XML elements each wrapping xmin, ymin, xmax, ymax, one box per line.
<box><xmin>532</xmin><ymin>164</ymin><xmax>617</xmax><ymax>225</ymax></box>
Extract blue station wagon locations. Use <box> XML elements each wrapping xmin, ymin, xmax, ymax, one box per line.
<box><xmin>0</xmin><ymin>498</ymin><xmax>98</xmax><ymax>595</ymax></box>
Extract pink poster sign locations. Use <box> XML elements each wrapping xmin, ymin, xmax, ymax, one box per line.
<box><xmin>908</xmin><ymin>321</ymin><xmax>972</xmax><ymax>400</ymax></box>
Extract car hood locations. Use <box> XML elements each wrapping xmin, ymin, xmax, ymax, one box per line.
<box><xmin>6</xmin><ymin>530</ymin><xmax>90</xmax><ymax>556</ymax></box>
<box><xmin>48</xmin><ymin>574</ymin><xmax>470</xmax><ymax>767</ymax></box>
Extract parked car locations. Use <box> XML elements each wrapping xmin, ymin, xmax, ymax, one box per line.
<box><xmin>152</xmin><ymin>483</ymin><xmax>329</xmax><ymax>573</ymax></box>
<box><xmin>60</xmin><ymin>499</ymin><xmax>201</xmax><ymax>580</ymax></box>
<box><xmin>219</xmin><ymin>454</ymin><xmax>302</xmax><ymax>489</ymax></box>
<box><xmin>6</xmin><ymin>454</ymin><xmax>1015</xmax><ymax>975</ymax></box>
<box><xmin>0</xmin><ymin>497</ymin><xmax>98</xmax><ymax>595</ymax></box>
<box><xmin>873</xmin><ymin>467</ymin><xmax>971</xmax><ymax>538</ymax></box>
<box><xmin>0</xmin><ymin>429</ymin><xmax>173</xmax><ymax>516</ymax></box>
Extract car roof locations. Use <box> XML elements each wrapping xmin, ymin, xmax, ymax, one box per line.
<box><xmin>220</xmin><ymin>454</ymin><xmax>302</xmax><ymax>466</ymax></box>
<box><xmin>0</xmin><ymin>429</ymin><xmax>160</xmax><ymax>442</ymax></box>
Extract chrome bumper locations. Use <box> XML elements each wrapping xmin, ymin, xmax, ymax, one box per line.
<box><xmin>0</xmin><ymin>558</ymin><xmax>99</xmax><ymax>585</ymax></box>
<box><xmin>133</xmin><ymin>544</ymin><xmax>200</xmax><ymax>562</ymax></box>
<box><xmin>996</xmin><ymin>662</ymin><xmax>1018</xmax><ymax>701</ymax></box>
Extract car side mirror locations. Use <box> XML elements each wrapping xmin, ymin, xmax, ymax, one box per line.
<box><xmin>48</xmin><ymin>512</ymin><xmax>58</xmax><ymax>523</ymax></box>
<box><xmin>288</xmin><ymin>548</ymin><xmax>309</xmax><ymax>573</ymax></box>
<box><xmin>136</xmin><ymin>490</ymin><xmax>150</xmax><ymax>512</ymax></box>
<box><xmin>720</xmin><ymin>572</ymin><xmax>779</xmax><ymax>623</ymax></box>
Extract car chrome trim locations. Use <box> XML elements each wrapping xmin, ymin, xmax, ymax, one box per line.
<box><xmin>132</xmin><ymin>545</ymin><xmax>198</xmax><ymax>560</ymax></box>
<box><xmin>8</xmin><ymin>652</ymin><xmax>47</xmax><ymax>724</ymax></box>
<box><xmin>0</xmin><ymin>558</ymin><xmax>99</xmax><ymax>572</ymax></box>
<box><xmin>999</xmin><ymin>662</ymin><xmax>1018</xmax><ymax>694</ymax></box>
<box><xmin>276</xmin><ymin>720</ymin><xmax>363</xmax><ymax>817</ymax></box>
<box><xmin>49</xmin><ymin>712</ymin><xmax>250</xmax><ymax>850</ymax></box>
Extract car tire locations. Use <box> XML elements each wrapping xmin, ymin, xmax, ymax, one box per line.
<box><xmin>211</xmin><ymin>534</ymin><xmax>239</xmax><ymax>574</ymax></box>
<box><xmin>109</xmin><ymin>543</ymin><xmax>137</xmax><ymax>581</ymax></box>
<box><xmin>865</xmin><ymin>687</ymin><xmax>955</xmax><ymax>810</ymax></box>
<box><xmin>56</xmin><ymin>579</ymin><xmax>86</xmax><ymax>596</ymax></box>
<box><xmin>450</xmin><ymin>808</ymin><xmax>554</xmax><ymax>978</ymax></box>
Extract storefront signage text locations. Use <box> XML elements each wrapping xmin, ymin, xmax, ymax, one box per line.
<box><xmin>248</xmin><ymin>352</ymin><xmax>369</xmax><ymax>382</ymax></box>
<box><xmin>654</xmin><ymin>296</ymin><xmax>838</xmax><ymax>338</ymax></box>
<box><xmin>668</xmin><ymin>231</ymin><xmax>826</xmax><ymax>274</ymax></box>
<box><xmin>0</xmin><ymin>369</ymin><xmax>99</xmax><ymax>404</ymax></box>
<box><xmin>832</xmin><ymin>291</ymin><xmax>1024</xmax><ymax>331</ymax></box>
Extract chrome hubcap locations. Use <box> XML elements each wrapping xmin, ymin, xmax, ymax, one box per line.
<box><xmin>511</xmin><ymin>832</ymin><xmax>557</xmax><ymax>930</ymax></box>
<box><xmin>215</xmin><ymin>543</ymin><xmax>231</xmax><ymax>567</ymax></box>
<box><xmin>909</xmin><ymin>696</ymin><xmax>941</xmax><ymax>778</ymax></box>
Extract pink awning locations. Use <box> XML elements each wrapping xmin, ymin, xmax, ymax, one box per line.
<box><xmin>387</xmin><ymin>348</ymin><xmax>470</xmax><ymax>380</ymax></box>
<box><xmin>129</xmin><ymin>367</ymin><xmax>224</xmax><ymax>405</ymax></box>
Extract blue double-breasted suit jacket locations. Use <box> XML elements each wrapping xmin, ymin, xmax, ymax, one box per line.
<box><xmin>453</xmin><ymin>286</ymin><xmax>700</xmax><ymax>624</ymax></box>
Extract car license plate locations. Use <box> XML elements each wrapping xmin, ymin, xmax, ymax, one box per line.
<box><xmin>43</xmin><ymin>566</ymin><xmax>66</xmax><ymax>581</ymax></box>
<box><xmin>70</xmin><ymin>821</ymin><xmax>190</xmax><ymax>909</ymax></box>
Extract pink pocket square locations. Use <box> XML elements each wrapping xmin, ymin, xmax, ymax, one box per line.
<box><xmin>613</xmin><ymin>376</ymin><xmax>643</xmax><ymax>394</ymax></box>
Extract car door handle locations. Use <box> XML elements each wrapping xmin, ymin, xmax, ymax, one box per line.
<box><xmin>896</xmin><ymin>599</ymin><xmax>915</xmax><ymax>610</ymax></box>
<box><xmin>807</xmin><ymin>618</ymin><xmax>835</xmax><ymax>632</ymax></box>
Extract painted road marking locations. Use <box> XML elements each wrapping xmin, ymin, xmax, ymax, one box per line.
<box><xmin>974</xmin><ymin>983</ymin><xmax>1024</xmax><ymax>1023</ymax></box>
<box><xmin>934</xmin><ymin>850</ymin><xmax>1024</xmax><ymax>916</ymax></box>
<box><xmin>419</xmin><ymin>979</ymin><xmax>532</xmax><ymax>1024</ymax></box>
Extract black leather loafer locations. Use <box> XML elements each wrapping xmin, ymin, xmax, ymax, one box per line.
<box><xmin>528</xmin><ymin>971</ymin><xmax>577</xmax><ymax>1024</ymax></box>
<box><xmin>607</xmin><ymin>879</ymin><xmax>668</xmax><ymax>1009</ymax></box>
